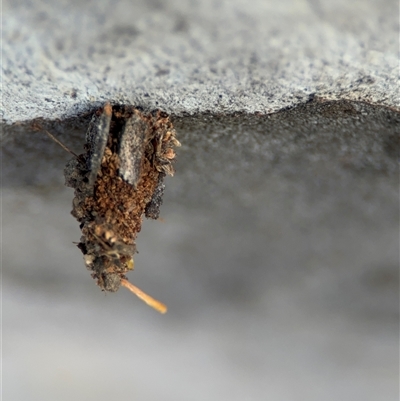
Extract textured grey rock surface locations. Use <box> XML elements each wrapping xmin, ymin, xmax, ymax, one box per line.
<box><xmin>2</xmin><ymin>0</ymin><xmax>399</xmax><ymax>123</ymax></box>
<box><xmin>2</xmin><ymin>0</ymin><xmax>399</xmax><ymax>400</ymax></box>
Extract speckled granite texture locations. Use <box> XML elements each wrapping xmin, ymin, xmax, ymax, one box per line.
<box><xmin>2</xmin><ymin>0</ymin><xmax>399</xmax><ymax>123</ymax></box>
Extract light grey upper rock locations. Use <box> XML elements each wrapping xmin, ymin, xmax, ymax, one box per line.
<box><xmin>2</xmin><ymin>0</ymin><xmax>398</xmax><ymax>123</ymax></box>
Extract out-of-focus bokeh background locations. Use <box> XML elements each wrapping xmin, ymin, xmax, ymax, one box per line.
<box><xmin>2</xmin><ymin>0</ymin><xmax>399</xmax><ymax>400</ymax></box>
<box><xmin>4</xmin><ymin>102</ymin><xmax>399</xmax><ymax>401</ymax></box>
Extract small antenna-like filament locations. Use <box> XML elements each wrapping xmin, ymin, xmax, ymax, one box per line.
<box><xmin>43</xmin><ymin>130</ymin><xmax>80</xmax><ymax>159</ymax></box>
<box><xmin>120</xmin><ymin>279</ymin><xmax>167</xmax><ymax>314</ymax></box>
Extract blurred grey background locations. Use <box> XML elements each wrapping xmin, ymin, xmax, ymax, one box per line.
<box><xmin>2</xmin><ymin>0</ymin><xmax>399</xmax><ymax>400</ymax></box>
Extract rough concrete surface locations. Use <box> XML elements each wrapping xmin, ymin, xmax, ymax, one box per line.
<box><xmin>2</xmin><ymin>0</ymin><xmax>399</xmax><ymax>401</ymax></box>
<box><xmin>2</xmin><ymin>0</ymin><xmax>399</xmax><ymax>123</ymax></box>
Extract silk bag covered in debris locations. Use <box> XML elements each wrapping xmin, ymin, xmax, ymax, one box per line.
<box><xmin>63</xmin><ymin>103</ymin><xmax>180</xmax><ymax>311</ymax></box>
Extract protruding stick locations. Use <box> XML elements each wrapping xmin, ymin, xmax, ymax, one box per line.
<box><xmin>120</xmin><ymin>279</ymin><xmax>167</xmax><ymax>314</ymax></box>
<box><xmin>44</xmin><ymin>130</ymin><xmax>80</xmax><ymax>159</ymax></box>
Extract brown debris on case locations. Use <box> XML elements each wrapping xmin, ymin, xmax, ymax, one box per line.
<box><xmin>64</xmin><ymin>103</ymin><xmax>180</xmax><ymax>304</ymax></box>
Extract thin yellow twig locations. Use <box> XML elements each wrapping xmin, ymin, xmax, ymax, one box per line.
<box><xmin>120</xmin><ymin>279</ymin><xmax>167</xmax><ymax>314</ymax></box>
